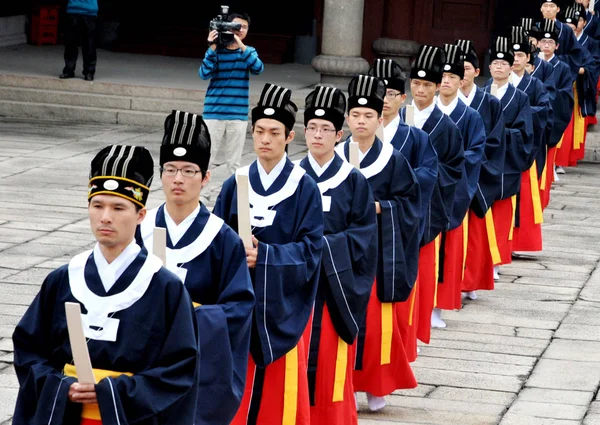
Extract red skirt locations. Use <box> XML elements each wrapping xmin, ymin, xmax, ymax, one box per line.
<box><xmin>512</xmin><ymin>165</ymin><xmax>543</xmax><ymax>252</ymax></box>
<box><xmin>309</xmin><ymin>305</ymin><xmax>358</xmax><ymax>425</ymax></box>
<box><xmin>462</xmin><ymin>209</ymin><xmax>496</xmax><ymax>292</ymax></box>
<box><xmin>231</xmin><ymin>340</ymin><xmax>310</xmax><ymax>425</ymax></box>
<box><xmin>540</xmin><ymin>146</ymin><xmax>557</xmax><ymax>211</ymax></box>
<box><xmin>396</xmin><ymin>276</ymin><xmax>419</xmax><ymax>363</ymax></box>
<box><xmin>569</xmin><ymin>88</ymin><xmax>586</xmax><ymax>166</ymax></box>
<box><xmin>436</xmin><ymin>220</ymin><xmax>467</xmax><ymax>311</ymax></box>
<box><xmin>416</xmin><ymin>237</ymin><xmax>440</xmax><ymax>345</ymax></box>
<box><xmin>555</xmin><ymin>113</ymin><xmax>575</xmax><ymax>167</ymax></box>
<box><xmin>491</xmin><ymin>197</ymin><xmax>515</xmax><ymax>265</ymax></box>
<box><xmin>353</xmin><ymin>283</ymin><xmax>417</xmax><ymax>396</ymax></box>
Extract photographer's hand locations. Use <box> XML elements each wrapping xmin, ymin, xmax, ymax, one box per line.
<box><xmin>207</xmin><ymin>30</ymin><xmax>218</xmax><ymax>50</ymax></box>
<box><xmin>234</xmin><ymin>34</ymin><xmax>246</xmax><ymax>52</ymax></box>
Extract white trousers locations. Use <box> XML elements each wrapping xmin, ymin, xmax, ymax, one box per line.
<box><xmin>205</xmin><ymin>119</ymin><xmax>249</xmax><ymax>176</ymax></box>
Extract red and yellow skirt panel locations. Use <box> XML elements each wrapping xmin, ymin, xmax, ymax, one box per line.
<box><xmin>491</xmin><ymin>197</ymin><xmax>516</xmax><ymax>265</ymax></box>
<box><xmin>569</xmin><ymin>85</ymin><xmax>587</xmax><ymax>166</ymax></box>
<box><xmin>416</xmin><ymin>236</ymin><xmax>441</xmax><ymax>345</ymax></box>
<box><xmin>396</xmin><ymin>276</ymin><xmax>419</xmax><ymax>363</ymax></box>
<box><xmin>353</xmin><ymin>282</ymin><xmax>417</xmax><ymax>396</ymax></box>
<box><xmin>462</xmin><ymin>209</ymin><xmax>497</xmax><ymax>292</ymax></box>
<box><xmin>231</xmin><ymin>339</ymin><xmax>310</xmax><ymax>425</ymax></box>
<box><xmin>540</xmin><ymin>145</ymin><xmax>557</xmax><ymax>211</ymax></box>
<box><xmin>437</xmin><ymin>217</ymin><xmax>468</xmax><ymax>311</ymax></box>
<box><xmin>309</xmin><ymin>305</ymin><xmax>357</xmax><ymax>425</ymax></box>
<box><xmin>512</xmin><ymin>163</ymin><xmax>544</xmax><ymax>252</ymax></box>
<box><xmin>63</xmin><ymin>364</ymin><xmax>133</xmax><ymax>425</ymax></box>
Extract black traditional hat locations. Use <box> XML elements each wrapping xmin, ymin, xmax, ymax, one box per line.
<box><xmin>442</xmin><ymin>44</ymin><xmax>465</xmax><ymax>79</ymax></box>
<box><xmin>304</xmin><ymin>85</ymin><xmax>347</xmax><ymax>131</ymax></box>
<box><xmin>368</xmin><ymin>58</ymin><xmax>406</xmax><ymax>93</ymax></box>
<box><xmin>559</xmin><ymin>4</ymin><xmax>586</xmax><ymax>24</ymax></box>
<box><xmin>88</xmin><ymin>145</ymin><xmax>154</xmax><ymax>208</ymax></box>
<box><xmin>490</xmin><ymin>36</ymin><xmax>515</xmax><ymax>65</ymax></box>
<box><xmin>251</xmin><ymin>83</ymin><xmax>298</xmax><ymax>131</ymax></box>
<box><xmin>520</xmin><ymin>17</ymin><xmax>540</xmax><ymax>39</ymax></box>
<box><xmin>540</xmin><ymin>0</ymin><xmax>564</xmax><ymax>7</ymax></box>
<box><xmin>160</xmin><ymin>110</ymin><xmax>211</xmax><ymax>175</ymax></box>
<box><xmin>537</xmin><ymin>19</ymin><xmax>560</xmax><ymax>41</ymax></box>
<box><xmin>511</xmin><ymin>26</ymin><xmax>532</xmax><ymax>54</ymax></box>
<box><xmin>347</xmin><ymin>74</ymin><xmax>386</xmax><ymax>114</ymax></box>
<box><xmin>455</xmin><ymin>39</ymin><xmax>479</xmax><ymax>69</ymax></box>
<box><xmin>410</xmin><ymin>44</ymin><xmax>446</xmax><ymax>84</ymax></box>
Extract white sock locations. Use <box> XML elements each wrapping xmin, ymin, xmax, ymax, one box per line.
<box><xmin>493</xmin><ymin>265</ymin><xmax>500</xmax><ymax>280</ymax></box>
<box><xmin>366</xmin><ymin>393</ymin><xmax>387</xmax><ymax>411</ymax></box>
<box><xmin>354</xmin><ymin>392</ymin><xmax>359</xmax><ymax>411</ymax></box>
<box><xmin>553</xmin><ymin>167</ymin><xmax>560</xmax><ymax>181</ymax></box>
<box><xmin>431</xmin><ymin>308</ymin><xmax>447</xmax><ymax>328</ymax></box>
<box><xmin>466</xmin><ymin>291</ymin><xmax>478</xmax><ymax>300</ymax></box>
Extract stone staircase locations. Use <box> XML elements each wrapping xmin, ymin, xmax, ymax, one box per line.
<box><xmin>0</xmin><ymin>74</ymin><xmax>312</xmax><ymax>141</ymax></box>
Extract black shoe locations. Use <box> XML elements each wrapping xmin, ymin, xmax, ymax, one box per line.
<box><xmin>59</xmin><ymin>72</ymin><xmax>74</xmax><ymax>79</ymax></box>
<box><xmin>84</xmin><ymin>74</ymin><xmax>94</xmax><ymax>81</ymax></box>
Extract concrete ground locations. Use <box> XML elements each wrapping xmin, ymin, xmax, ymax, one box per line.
<box><xmin>0</xmin><ymin>117</ymin><xmax>599</xmax><ymax>424</ymax></box>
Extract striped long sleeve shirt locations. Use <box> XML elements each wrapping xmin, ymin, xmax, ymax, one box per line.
<box><xmin>199</xmin><ymin>46</ymin><xmax>264</xmax><ymax>121</ymax></box>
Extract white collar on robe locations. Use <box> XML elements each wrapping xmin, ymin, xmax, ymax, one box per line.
<box><xmin>307</xmin><ymin>152</ymin><xmax>335</xmax><ymax>177</ymax></box>
<box><xmin>348</xmin><ymin>136</ymin><xmax>372</xmax><ymax>163</ymax></box>
<box><xmin>383</xmin><ymin>113</ymin><xmax>401</xmax><ymax>144</ymax></box>
<box><xmin>257</xmin><ymin>153</ymin><xmax>287</xmax><ymax>191</ymax></box>
<box><xmin>93</xmin><ymin>239</ymin><xmax>141</xmax><ymax>292</ymax></box>
<box><xmin>164</xmin><ymin>203</ymin><xmax>200</xmax><ymax>246</ymax></box>
<box><xmin>411</xmin><ymin>100</ymin><xmax>436</xmax><ymax>129</ymax></box>
<box><xmin>494</xmin><ymin>81</ymin><xmax>510</xmax><ymax>100</ymax></box>
<box><xmin>544</xmin><ymin>54</ymin><xmax>556</xmax><ymax>63</ymax></box>
<box><xmin>510</xmin><ymin>71</ymin><xmax>524</xmax><ymax>88</ymax></box>
<box><xmin>458</xmin><ymin>84</ymin><xmax>477</xmax><ymax>107</ymax></box>
<box><xmin>435</xmin><ymin>94</ymin><xmax>459</xmax><ymax>116</ymax></box>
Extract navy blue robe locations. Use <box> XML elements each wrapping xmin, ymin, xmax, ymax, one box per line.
<box><xmin>584</xmin><ymin>11</ymin><xmax>600</xmax><ymax>41</ymax></box>
<box><xmin>137</xmin><ymin>203</ymin><xmax>254</xmax><ymax>425</ymax></box>
<box><xmin>555</xmin><ymin>19</ymin><xmax>585</xmax><ymax>81</ymax></box>
<box><xmin>400</xmin><ymin>105</ymin><xmax>465</xmax><ymax>246</ymax></box>
<box><xmin>468</xmin><ymin>87</ymin><xmax>507</xmax><ymax>218</ymax></box>
<box><xmin>388</xmin><ymin>116</ymin><xmax>439</xmax><ymax>241</ymax></box>
<box><xmin>445</xmin><ymin>99</ymin><xmax>486</xmax><ymax>229</ymax></box>
<box><xmin>547</xmin><ymin>55</ymin><xmax>576</xmax><ymax>147</ymax></box>
<box><xmin>298</xmin><ymin>153</ymin><xmax>377</xmax><ymax>404</ymax></box>
<box><xmin>577</xmin><ymin>34</ymin><xmax>600</xmax><ymax>118</ymax></box>
<box><xmin>335</xmin><ymin>138</ymin><xmax>421</xmax><ymax>303</ymax></box>
<box><xmin>532</xmin><ymin>55</ymin><xmax>555</xmax><ymax>84</ymax></box>
<box><xmin>213</xmin><ymin>158</ymin><xmax>324</xmax><ymax>367</ymax></box>
<box><xmin>483</xmin><ymin>83</ymin><xmax>534</xmax><ymax>199</ymax></box>
<box><xmin>12</xmin><ymin>248</ymin><xmax>199</xmax><ymax>425</ymax></box>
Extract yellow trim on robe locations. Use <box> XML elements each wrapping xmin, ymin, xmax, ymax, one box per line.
<box><xmin>380</xmin><ymin>302</ymin><xmax>393</xmax><ymax>365</ymax></box>
<box><xmin>332</xmin><ymin>337</ymin><xmax>348</xmax><ymax>402</ymax></box>
<box><xmin>540</xmin><ymin>147</ymin><xmax>548</xmax><ymax>192</ymax></box>
<box><xmin>192</xmin><ymin>301</ymin><xmax>202</xmax><ymax>308</ymax></box>
<box><xmin>485</xmin><ymin>209</ymin><xmax>502</xmax><ymax>265</ymax></box>
<box><xmin>64</xmin><ymin>364</ymin><xmax>133</xmax><ymax>421</ymax></box>
<box><xmin>462</xmin><ymin>215</ymin><xmax>469</xmax><ymax>281</ymax></box>
<box><xmin>573</xmin><ymin>83</ymin><xmax>585</xmax><ymax>152</ymax></box>
<box><xmin>408</xmin><ymin>278</ymin><xmax>418</xmax><ymax>327</ymax></box>
<box><xmin>282</xmin><ymin>346</ymin><xmax>299</xmax><ymax>425</ymax></box>
<box><xmin>508</xmin><ymin>196</ymin><xmax>517</xmax><ymax>241</ymax></box>
<box><xmin>529</xmin><ymin>163</ymin><xmax>544</xmax><ymax>225</ymax></box>
<box><xmin>433</xmin><ymin>235</ymin><xmax>441</xmax><ymax>307</ymax></box>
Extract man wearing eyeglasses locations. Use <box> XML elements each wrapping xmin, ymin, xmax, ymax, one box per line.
<box><xmin>200</xmin><ymin>10</ymin><xmax>264</xmax><ymax>200</ymax></box>
<box><xmin>297</xmin><ymin>85</ymin><xmax>377</xmax><ymax>424</ymax></box>
<box><xmin>136</xmin><ymin>110</ymin><xmax>255</xmax><ymax>425</ymax></box>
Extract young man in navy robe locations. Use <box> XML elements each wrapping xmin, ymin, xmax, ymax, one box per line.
<box><xmin>455</xmin><ymin>39</ymin><xmax>507</xmax><ymax>298</ymax></box>
<box><xmin>576</xmin><ymin>0</ymin><xmax>600</xmax><ymax>40</ymax></box>
<box><xmin>12</xmin><ymin>145</ymin><xmax>199</xmax><ymax>425</ymax></box>
<box><xmin>539</xmin><ymin>0</ymin><xmax>585</xmax><ymax>81</ymax></box>
<box><xmin>433</xmin><ymin>43</ymin><xmax>485</xmax><ymax>327</ymax></box>
<box><xmin>522</xmin><ymin>18</ymin><xmax>557</xmax><ymax>84</ymax></box>
<box><xmin>214</xmin><ymin>83</ymin><xmax>324</xmax><ymax>425</ymax></box>
<box><xmin>368</xmin><ymin>58</ymin><xmax>439</xmax><ymax>361</ymax></box>
<box><xmin>508</xmin><ymin>32</ymin><xmax>552</xmax><ymax>254</ymax></box>
<box><xmin>297</xmin><ymin>85</ymin><xmax>378</xmax><ymax>425</ymax></box>
<box><xmin>401</xmin><ymin>44</ymin><xmax>464</xmax><ymax>346</ymax></box>
<box><xmin>561</xmin><ymin>4</ymin><xmax>600</xmax><ymax>165</ymax></box>
<box><xmin>334</xmin><ymin>74</ymin><xmax>421</xmax><ymax>411</ymax></box>
<box><xmin>136</xmin><ymin>110</ymin><xmax>255</xmax><ymax>425</ymax></box>
<box><xmin>485</xmin><ymin>37</ymin><xmax>535</xmax><ymax>270</ymax></box>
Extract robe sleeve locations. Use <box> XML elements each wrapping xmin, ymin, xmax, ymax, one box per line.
<box><xmin>95</xmin><ymin>272</ymin><xmax>199</xmax><ymax>425</ymax></box>
<box><xmin>413</xmin><ymin>128</ymin><xmax>439</xmax><ymax>240</ymax></box>
<box><xmin>548</xmin><ymin>66</ymin><xmax>575</xmax><ymax>147</ymax></box>
<box><xmin>471</xmin><ymin>96</ymin><xmax>506</xmax><ymax>218</ymax></box>
<box><xmin>558</xmin><ymin>30</ymin><xmax>585</xmax><ymax>82</ymax></box>
<box><xmin>504</xmin><ymin>96</ymin><xmax>535</xmax><ymax>176</ymax></box>
<box><xmin>321</xmin><ymin>172</ymin><xmax>378</xmax><ymax>344</ymax></box>
<box><xmin>377</xmin><ymin>153</ymin><xmax>421</xmax><ymax>302</ymax></box>
<box><xmin>252</xmin><ymin>179</ymin><xmax>324</xmax><ymax>366</ymax></box>
<box><xmin>12</xmin><ymin>268</ymin><xmax>80</xmax><ymax>425</ymax></box>
<box><xmin>194</xmin><ymin>229</ymin><xmax>254</xmax><ymax>425</ymax></box>
<box><xmin>528</xmin><ymin>81</ymin><xmax>552</xmax><ymax>169</ymax></box>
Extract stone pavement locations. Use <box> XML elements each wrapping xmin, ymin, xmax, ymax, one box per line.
<box><xmin>0</xmin><ymin>117</ymin><xmax>600</xmax><ymax>424</ymax></box>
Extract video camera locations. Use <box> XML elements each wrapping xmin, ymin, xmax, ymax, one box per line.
<box><xmin>209</xmin><ymin>5</ymin><xmax>242</xmax><ymax>48</ymax></box>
